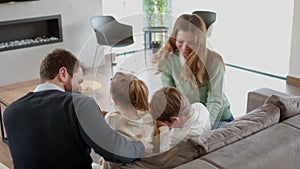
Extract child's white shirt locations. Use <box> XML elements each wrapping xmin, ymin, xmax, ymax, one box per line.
<box><xmin>159</xmin><ymin>102</ymin><xmax>211</xmax><ymax>152</ymax></box>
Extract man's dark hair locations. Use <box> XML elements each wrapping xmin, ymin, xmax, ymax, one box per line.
<box><xmin>40</xmin><ymin>48</ymin><xmax>79</xmax><ymax>82</ymax></box>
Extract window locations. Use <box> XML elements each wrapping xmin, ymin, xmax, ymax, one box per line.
<box><xmin>173</xmin><ymin>0</ymin><xmax>294</xmax><ymax>78</ymax></box>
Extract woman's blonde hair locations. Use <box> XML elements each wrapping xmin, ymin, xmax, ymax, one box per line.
<box><xmin>110</xmin><ymin>72</ymin><xmax>149</xmax><ymax>113</ymax></box>
<box><xmin>150</xmin><ymin>86</ymin><xmax>191</xmax><ymax>123</ymax></box>
<box><xmin>153</xmin><ymin>14</ymin><xmax>224</xmax><ymax>89</ymax></box>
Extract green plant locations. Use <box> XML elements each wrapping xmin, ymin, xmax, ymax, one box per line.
<box><xmin>143</xmin><ymin>0</ymin><xmax>171</xmax><ymax>27</ymax></box>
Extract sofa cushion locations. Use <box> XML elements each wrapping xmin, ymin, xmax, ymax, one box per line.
<box><xmin>265</xmin><ymin>95</ymin><xmax>300</xmax><ymax>121</ymax></box>
<box><xmin>282</xmin><ymin>114</ymin><xmax>300</xmax><ymax>130</ymax></box>
<box><xmin>197</xmin><ymin>103</ymin><xmax>280</xmax><ymax>155</ymax></box>
<box><xmin>200</xmin><ymin>123</ymin><xmax>300</xmax><ymax>169</ymax></box>
<box><xmin>119</xmin><ymin>139</ymin><xmax>199</xmax><ymax>169</ymax></box>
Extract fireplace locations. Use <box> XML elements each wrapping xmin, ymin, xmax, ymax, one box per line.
<box><xmin>0</xmin><ymin>14</ymin><xmax>63</xmax><ymax>52</ymax></box>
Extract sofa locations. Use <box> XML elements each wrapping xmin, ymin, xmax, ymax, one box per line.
<box><xmin>118</xmin><ymin>89</ymin><xmax>300</xmax><ymax>169</ymax></box>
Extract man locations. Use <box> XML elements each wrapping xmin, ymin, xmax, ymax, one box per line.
<box><xmin>4</xmin><ymin>48</ymin><xmax>152</xmax><ymax>169</ymax></box>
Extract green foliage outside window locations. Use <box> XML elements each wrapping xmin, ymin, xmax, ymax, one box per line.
<box><xmin>143</xmin><ymin>0</ymin><xmax>172</xmax><ymax>27</ymax></box>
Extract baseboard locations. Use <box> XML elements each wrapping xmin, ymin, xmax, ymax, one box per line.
<box><xmin>286</xmin><ymin>76</ymin><xmax>300</xmax><ymax>87</ymax></box>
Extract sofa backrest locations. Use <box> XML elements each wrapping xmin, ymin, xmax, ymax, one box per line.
<box><xmin>119</xmin><ymin>139</ymin><xmax>199</xmax><ymax>169</ymax></box>
<box><xmin>196</xmin><ymin>103</ymin><xmax>280</xmax><ymax>155</ymax></box>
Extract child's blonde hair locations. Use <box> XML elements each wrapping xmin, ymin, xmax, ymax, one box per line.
<box><xmin>110</xmin><ymin>72</ymin><xmax>149</xmax><ymax>113</ymax></box>
<box><xmin>150</xmin><ymin>86</ymin><xmax>191</xmax><ymax>123</ymax></box>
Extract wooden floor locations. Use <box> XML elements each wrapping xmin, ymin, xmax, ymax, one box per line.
<box><xmin>0</xmin><ymin>134</ymin><xmax>12</xmax><ymax>168</ymax></box>
<box><xmin>0</xmin><ymin>52</ymin><xmax>299</xmax><ymax>168</ymax></box>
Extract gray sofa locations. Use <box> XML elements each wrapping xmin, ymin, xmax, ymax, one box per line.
<box><xmin>119</xmin><ymin>92</ymin><xmax>300</xmax><ymax>169</ymax></box>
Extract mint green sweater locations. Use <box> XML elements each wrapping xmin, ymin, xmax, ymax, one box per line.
<box><xmin>158</xmin><ymin>51</ymin><xmax>232</xmax><ymax>127</ymax></box>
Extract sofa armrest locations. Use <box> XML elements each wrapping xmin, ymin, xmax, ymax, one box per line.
<box><xmin>246</xmin><ymin>87</ymin><xmax>291</xmax><ymax>113</ymax></box>
<box><xmin>265</xmin><ymin>95</ymin><xmax>300</xmax><ymax>121</ymax></box>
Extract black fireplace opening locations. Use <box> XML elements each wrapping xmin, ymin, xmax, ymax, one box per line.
<box><xmin>0</xmin><ymin>14</ymin><xmax>63</xmax><ymax>52</ymax></box>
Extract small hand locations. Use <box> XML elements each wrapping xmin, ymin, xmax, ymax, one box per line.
<box><xmin>155</xmin><ymin>120</ymin><xmax>169</xmax><ymax>128</ymax></box>
<box><xmin>101</xmin><ymin>110</ymin><xmax>108</xmax><ymax>116</ymax></box>
<box><xmin>98</xmin><ymin>157</ymin><xmax>103</xmax><ymax>165</ymax></box>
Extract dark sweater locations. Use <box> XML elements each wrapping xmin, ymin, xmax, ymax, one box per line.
<box><xmin>4</xmin><ymin>90</ymin><xmax>144</xmax><ymax>169</ymax></box>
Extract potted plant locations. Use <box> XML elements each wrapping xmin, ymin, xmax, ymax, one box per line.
<box><xmin>143</xmin><ymin>0</ymin><xmax>171</xmax><ymax>53</ymax></box>
<box><xmin>143</xmin><ymin>0</ymin><xmax>172</xmax><ymax>27</ymax></box>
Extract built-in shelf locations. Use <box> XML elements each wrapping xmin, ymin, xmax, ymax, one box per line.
<box><xmin>0</xmin><ymin>14</ymin><xmax>63</xmax><ymax>52</ymax></box>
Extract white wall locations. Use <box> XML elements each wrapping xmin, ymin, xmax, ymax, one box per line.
<box><xmin>289</xmin><ymin>0</ymin><xmax>300</xmax><ymax>78</ymax></box>
<box><xmin>0</xmin><ymin>0</ymin><xmax>102</xmax><ymax>85</ymax></box>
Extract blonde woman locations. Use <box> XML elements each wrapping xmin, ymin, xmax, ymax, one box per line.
<box><xmin>102</xmin><ymin>72</ymin><xmax>155</xmax><ymax>168</ymax></box>
<box><xmin>153</xmin><ymin>14</ymin><xmax>233</xmax><ymax>129</ymax></box>
<box><xmin>150</xmin><ymin>86</ymin><xmax>211</xmax><ymax>152</ymax></box>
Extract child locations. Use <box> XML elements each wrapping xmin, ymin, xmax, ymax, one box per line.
<box><xmin>150</xmin><ymin>86</ymin><xmax>211</xmax><ymax>152</ymax></box>
<box><xmin>102</xmin><ymin>72</ymin><xmax>155</xmax><ymax>168</ymax></box>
